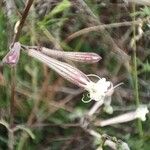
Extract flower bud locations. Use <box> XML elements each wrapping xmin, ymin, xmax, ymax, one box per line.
<box><xmin>2</xmin><ymin>42</ymin><xmax>21</xmax><ymax>67</ymax></box>
<box><xmin>41</xmin><ymin>47</ymin><xmax>101</xmax><ymax>63</ymax></box>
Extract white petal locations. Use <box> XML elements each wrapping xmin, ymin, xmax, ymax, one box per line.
<box><xmin>135</xmin><ymin>105</ymin><xmax>149</xmax><ymax>121</ymax></box>
<box><xmin>85</xmin><ymin>78</ymin><xmax>114</xmax><ymax>102</ymax></box>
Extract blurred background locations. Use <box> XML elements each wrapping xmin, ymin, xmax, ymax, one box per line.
<box><xmin>0</xmin><ymin>0</ymin><xmax>150</xmax><ymax>149</ymax></box>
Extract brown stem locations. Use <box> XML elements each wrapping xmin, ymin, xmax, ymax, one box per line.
<box><xmin>9</xmin><ymin>1</ymin><xmax>34</xmax><ymax>149</ymax></box>
<box><xmin>65</xmin><ymin>19</ymin><xmax>146</xmax><ymax>42</ymax></box>
<box><xmin>12</xmin><ymin>0</ymin><xmax>34</xmax><ymax>44</ymax></box>
<box><xmin>10</xmin><ymin>67</ymin><xmax>16</xmax><ymax>128</ymax></box>
<box><xmin>10</xmin><ymin>0</ymin><xmax>34</xmax><ymax>123</ymax></box>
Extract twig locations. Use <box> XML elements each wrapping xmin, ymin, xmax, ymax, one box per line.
<box><xmin>8</xmin><ymin>0</ymin><xmax>34</xmax><ymax>149</ymax></box>
<box><xmin>12</xmin><ymin>0</ymin><xmax>34</xmax><ymax>44</ymax></box>
<box><xmin>65</xmin><ymin>19</ymin><xmax>145</xmax><ymax>42</ymax></box>
<box><xmin>10</xmin><ymin>0</ymin><xmax>34</xmax><ymax>125</ymax></box>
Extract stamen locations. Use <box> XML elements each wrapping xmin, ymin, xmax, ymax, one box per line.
<box><xmin>114</xmin><ymin>82</ymin><xmax>124</xmax><ymax>89</ymax></box>
<box><xmin>82</xmin><ymin>94</ymin><xmax>92</xmax><ymax>103</ymax></box>
<box><xmin>87</xmin><ymin>74</ymin><xmax>101</xmax><ymax>80</ymax></box>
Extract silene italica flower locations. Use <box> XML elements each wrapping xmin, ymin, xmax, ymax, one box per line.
<box><xmin>97</xmin><ymin>105</ymin><xmax>149</xmax><ymax>127</ymax></box>
<box><xmin>27</xmin><ymin>49</ymin><xmax>121</xmax><ymax>105</ymax></box>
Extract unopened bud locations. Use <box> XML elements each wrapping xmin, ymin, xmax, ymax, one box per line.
<box><xmin>41</xmin><ymin>47</ymin><xmax>101</xmax><ymax>63</ymax></box>
<box><xmin>2</xmin><ymin>42</ymin><xmax>21</xmax><ymax>66</ymax></box>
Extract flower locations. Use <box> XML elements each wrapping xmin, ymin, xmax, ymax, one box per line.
<box><xmin>2</xmin><ymin>42</ymin><xmax>21</xmax><ymax>66</ymax></box>
<box><xmin>96</xmin><ymin>105</ymin><xmax>149</xmax><ymax>127</ymax></box>
<box><xmin>27</xmin><ymin>49</ymin><xmax>119</xmax><ymax>104</ymax></box>
<box><xmin>82</xmin><ymin>74</ymin><xmax>122</xmax><ymax>103</ymax></box>
<box><xmin>135</xmin><ymin>105</ymin><xmax>149</xmax><ymax>121</ymax></box>
<box><xmin>82</xmin><ymin>76</ymin><xmax>114</xmax><ymax>103</ymax></box>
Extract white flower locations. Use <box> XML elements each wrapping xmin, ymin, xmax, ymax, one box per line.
<box><xmin>86</xmin><ymin>78</ymin><xmax>112</xmax><ymax>101</ymax></box>
<box><xmin>135</xmin><ymin>105</ymin><xmax>149</xmax><ymax>121</ymax></box>
<box><xmin>82</xmin><ymin>74</ymin><xmax>122</xmax><ymax>103</ymax></box>
<box><xmin>27</xmin><ymin>49</ymin><xmax>120</xmax><ymax>104</ymax></box>
<box><xmin>96</xmin><ymin>105</ymin><xmax>149</xmax><ymax>127</ymax></box>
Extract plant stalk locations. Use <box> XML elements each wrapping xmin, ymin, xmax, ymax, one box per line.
<box><xmin>9</xmin><ymin>0</ymin><xmax>35</xmax><ymax>149</ymax></box>
<box><xmin>132</xmin><ymin>3</ymin><xmax>143</xmax><ymax>138</ymax></box>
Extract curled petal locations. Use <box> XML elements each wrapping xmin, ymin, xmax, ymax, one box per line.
<box><xmin>81</xmin><ymin>94</ymin><xmax>92</xmax><ymax>103</ymax></box>
<box><xmin>2</xmin><ymin>42</ymin><xmax>21</xmax><ymax>66</ymax></box>
<box><xmin>28</xmin><ymin>49</ymin><xmax>90</xmax><ymax>87</ymax></box>
<box><xmin>135</xmin><ymin>105</ymin><xmax>149</xmax><ymax>121</ymax></box>
<box><xmin>41</xmin><ymin>47</ymin><xmax>101</xmax><ymax>63</ymax></box>
<box><xmin>85</xmin><ymin>77</ymin><xmax>113</xmax><ymax>102</ymax></box>
<box><xmin>96</xmin><ymin>105</ymin><xmax>149</xmax><ymax>127</ymax></box>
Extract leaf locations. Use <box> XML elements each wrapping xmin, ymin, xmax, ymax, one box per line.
<box><xmin>49</xmin><ymin>0</ymin><xmax>71</xmax><ymax>17</ymax></box>
<box><xmin>0</xmin><ymin>119</ymin><xmax>9</xmax><ymax>129</ymax></box>
<box><xmin>14</xmin><ymin>125</ymin><xmax>35</xmax><ymax>140</ymax></box>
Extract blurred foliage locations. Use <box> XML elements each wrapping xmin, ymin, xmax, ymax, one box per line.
<box><xmin>0</xmin><ymin>10</ymin><xmax>7</xmax><ymax>58</ymax></box>
<box><xmin>0</xmin><ymin>0</ymin><xmax>150</xmax><ymax>150</ymax></box>
<box><xmin>132</xmin><ymin>6</ymin><xmax>150</xmax><ymax>17</ymax></box>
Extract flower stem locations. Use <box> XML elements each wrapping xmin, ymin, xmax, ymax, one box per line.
<box><xmin>132</xmin><ymin>3</ymin><xmax>143</xmax><ymax>138</ymax></box>
<box><xmin>10</xmin><ymin>67</ymin><xmax>16</xmax><ymax>127</ymax></box>
<box><xmin>8</xmin><ymin>130</ymin><xmax>15</xmax><ymax>150</ymax></box>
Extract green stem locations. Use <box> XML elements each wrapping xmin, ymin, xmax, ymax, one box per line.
<box><xmin>132</xmin><ymin>4</ymin><xmax>143</xmax><ymax>138</ymax></box>
<box><xmin>17</xmin><ymin>133</ymin><xmax>28</xmax><ymax>150</ymax></box>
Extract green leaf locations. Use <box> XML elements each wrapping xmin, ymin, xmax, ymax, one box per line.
<box><xmin>49</xmin><ymin>0</ymin><xmax>71</xmax><ymax>17</ymax></box>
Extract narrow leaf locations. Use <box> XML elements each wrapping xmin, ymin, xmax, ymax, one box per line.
<box><xmin>15</xmin><ymin>125</ymin><xmax>35</xmax><ymax>139</ymax></box>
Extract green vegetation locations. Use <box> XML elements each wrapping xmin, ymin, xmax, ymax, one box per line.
<box><xmin>0</xmin><ymin>0</ymin><xmax>150</xmax><ymax>149</ymax></box>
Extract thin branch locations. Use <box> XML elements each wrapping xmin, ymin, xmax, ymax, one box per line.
<box><xmin>65</xmin><ymin>19</ymin><xmax>146</xmax><ymax>42</ymax></box>
<box><xmin>8</xmin><ymin>1</ymin><xmax>34</xmax><ymax>149</ymax></box>
<box><xmin>10</xmin><ymin>0</ymin><xmax>34</xmax><ymax>124</ymax></box>
<box><xmin>12</xmin><ymin>0</ymin><xmax>34</xmax><ymax>44</ymax></box>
